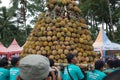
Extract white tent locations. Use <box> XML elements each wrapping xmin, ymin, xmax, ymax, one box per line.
<box><xmin>93</xmin><ymin>27</ymin><xmax>120</xmax><ymax>51</ymax></box>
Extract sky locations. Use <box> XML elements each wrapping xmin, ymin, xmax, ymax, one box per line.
<box><xmin>0</xmin><ymin>0</ymin><xmax>104</xmax><ymax>28</ymax></box>
<box><xmin>0</xmin><ymin>0</ymin><xmax>11</xmax><ymax>8</ymax></box>
<box><xmin>0</xmin><ymin>0</ymin><xmax>34</xmax><ymax>26</ymax></box>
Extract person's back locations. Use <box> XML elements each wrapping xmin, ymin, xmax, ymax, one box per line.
<box><xmin>0</xmin><ymin>59</ymin><xmax>9</xmax><ymax>80</ymax></box>
<box><xmin>86</xmin><ymin>69</ymin><xmax>106</xmax><ymax>80</ymax></box>
<box><xmin>10</xmin><ymin>57</ymin><xmax>20</xmax><ymax>80</ymax></box>
<box><xmin>10</xmin><ymin>67</ymin><xmax>20</xmax><ymax>80</ymax></box>
<box><xmin>63</xmin><ymin>54</ymin><xmax>84</xmax><ymax>80</ymax></box>
<box><xmin>63</xmin><ymin>64</ymin><xmax>84</xmax><ymax>80</ymax></box>
<box><xmin>86</xmin><ymin>60</ymin><xmax>106</xmax><ymax>80</ymax></box>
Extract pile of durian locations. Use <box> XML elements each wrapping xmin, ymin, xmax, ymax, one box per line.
<box><xmin>21</xmin><ymin>0</ymin><xmax>98</xmax><ymax>64</ymax></box>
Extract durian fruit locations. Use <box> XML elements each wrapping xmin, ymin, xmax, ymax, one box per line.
<box><xmin>21</xmin><ymin>0</ymin><xmax>98</xmax><ymax>64</ymax></box>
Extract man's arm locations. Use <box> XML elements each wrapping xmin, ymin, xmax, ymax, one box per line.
<box><xmin>76</xmin><ymin>66</ymin><xmax>84</xmax><ymax>80</ymax></box>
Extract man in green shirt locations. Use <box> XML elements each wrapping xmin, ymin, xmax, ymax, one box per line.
<box><xmin>63</xmin><ymin>54</ymin><xmax>84</xmax><ymax>80</ymax></box>
<box><xmin>86</xmin><ymin>60</ymin><xmax>106</xmax><ymax>80</ymax></box>
<box><xmin>0</xmin><ymin>59</ymin><xmax>10</xmax><ymax>80</ymax></box>
<box><xmin>10</xmin><ymin>57</ymin><xmax>20</xmax><ymax>80</ymax></box>
<box><xmin>103</xmin><ymin>60</ymin><xmax>115</xmax><ymax>74</ymax></box>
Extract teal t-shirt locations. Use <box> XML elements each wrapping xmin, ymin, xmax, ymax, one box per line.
<box><xmin>114</xmin><ymin>68</ymin><xmax>120</xmax><ymax>71</ymax></box>
<box><xmin>103</xmin><ymin>68</ymin><xmax>115</xmax><ymax>74</ymax></box>
<box><xmin>0</xmin><ymin>68</ymin><xmax>10</xmax><ymax>80</ymax></box>
<box><xmin>86</xmin><ymin>69</ymin><xmax>106</xmax><ymax>80</ymax></box>
<box><xmin>10</xmin><ymin>67</ymin><xmax>20</xmax><ymax>80</ymax></box>
<box><xmin>63</xmin><ymin>64</ymin><xmax>84</xmax><ymax>80</ymax></box>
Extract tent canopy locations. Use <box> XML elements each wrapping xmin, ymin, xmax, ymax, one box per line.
<box><xmin>93</xmin><ymin>27</ymin><xmax>120</xmax><ymax>51</ymax></box>
<box><xmin>0</xmin><ymin>42</ymin><xmax>8</xmax><ymax>54</ymax></box>
<box><xmin>7</xmin><ymin>38</ymin><xmax>22</xmax><ymax>54</ymax></box>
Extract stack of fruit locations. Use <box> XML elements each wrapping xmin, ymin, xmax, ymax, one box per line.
<box><xmin>21</xmin><ymin>0</ymin><xmax>98</xmax><ymax>64</ymax></box>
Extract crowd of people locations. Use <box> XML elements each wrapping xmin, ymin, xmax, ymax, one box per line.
<box><xmin>0</xmin><ymin>54</ymin><xmax>120</xmax><ymax>80</ymax></box>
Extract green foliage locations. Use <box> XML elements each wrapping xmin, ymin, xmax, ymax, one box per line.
<box><xmin>0</xmin><ymin>6</ymin><xmax>32</xmax><ymax>47</ymax></box>
<box><xmin>25</xmin><ymin>0</ymin><xmax>46</xmax><ymax>24</ymax></box>
<box><xmin>0</xmin><ymin>0</ymin><xmax>120</xmax><ymax>46</ymax></box>
<box><xmin>79</xmin><ymin>0</ymin><xmax>120</xmax><ymax>42</ymax></box>
<box><xmin>0</xmin><ymin>7</ymin><xmax>16</xmax><ymax>46</ymax></box>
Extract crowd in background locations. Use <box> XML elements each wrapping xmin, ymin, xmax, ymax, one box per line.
<box><xmin>0</xmin><ymin>54</ymin><xmax>120</xmax><ymax>80</ymax></box>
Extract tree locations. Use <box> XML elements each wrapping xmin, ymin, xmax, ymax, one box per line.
<box><xmin>1</xmin><ymin>0</ymin><xmax>119</xmax><ymax>45</ymax></box>
<box><xmin>9</xmin><ymin>0</ymin><xmax>46</xmax><ymax>25</ymax></box>
<box><xmin>0</xmin><ymin>6</ymin><xmax>29</xmax><ymax>47</ymax></box>
<box><xmin>27</xmin><ymin>0</ymin><xmax>46</xmax><ymax>23</ymax></box>
<box><xmin>79</xmin><ymin>0</ymin><xmax>120</xmax><ymax>42</ymax></box>
<box><xmin>0</xmin><ymin>7</ymin><xmax>16</xmax><ymax>46</ymax></box>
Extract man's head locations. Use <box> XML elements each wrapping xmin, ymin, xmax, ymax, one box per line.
<box><xmin>66</xmin><ymin>53</ymin><xmax>78</xmax><ymax>64</ymax></box>
<box><xmin>11</xmin><ymin>57</ymin><xmax>20</xmax><ymax>67</ymax></box>
<box><xmin>0</xmin><ymin>59</ymin><xmax>8</xmax><ymax>67</ymax></box>
<box><xmin>19</xmin><ymin>54</ymin><xmax>50</xmax><ymax>80</ymax></box>
<box><xmin>114</xmin><ymin>59</ymin><xmax>120</xmax><ymax>68</ymax></box>
<box><xmin>2</xmin><ymin>57</ymin><xmax>8</xmax><ymax>61</ymax></box>
<box><xmin>106</xmin><ymin>60</ymin><xmax>114</xmax><ymax>68</ymax></box>
<box><xmin>95</xmin><ymin>60</ymin><xmax>105</xmax><ymax>70</ymax></box>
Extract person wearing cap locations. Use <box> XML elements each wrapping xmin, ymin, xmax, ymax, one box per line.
<box><xmin>10</xmin><ymin>57</ymin><xmax>20</xmax><ymax>80</ymax></box>
<box><xmin>17</xmin><ymin>54</ymin><xmax>50</xmax><ymax>80</ymax></box>
<box><xmin>63</xmin><ymin>53</ymin><xmax>84</xmax><ymax>80</ymax></box>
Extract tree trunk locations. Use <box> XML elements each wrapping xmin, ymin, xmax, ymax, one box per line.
<box><xmin>106</xmin><ymin>23</ymin><xmax>108</xmax><ymax>35</ymax></box>
<box><xmin>108</xmin><ymin>23</ymin><xmax>113</xmax><ymax>40</ymax></box>
<box><xmin>108</xmin><ymin>0</ymin><xmax>115</xmax><ymax>40</ymax></box>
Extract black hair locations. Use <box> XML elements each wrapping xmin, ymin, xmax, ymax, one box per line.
<box><xmin>95</xmin><ymin>60</ymin><xmax>104</xmax><ymax>70</ymax></box>
<box><xmin>114</xmin><ymin>59</ymin><xmax>120</xmax><ymax>68</ymax></box>
<box><xmin>107</xmin><ymin>60</ymin><xmax>114</xmax><ymax>68</ymax></box>
<box><xmin>103</xmin><ymin>70</ymin><xmax>120</xmax><ymax>80</ymax></box>
<box><xmin>66</xmin><ymin>54</ymin><xmax>76</xmax><ymax>63</ymax></box>
<box><xmin>0</xmin><ymin>59</ymin><xmax>8</xmax><ymax>67</ymax></box>
<box><xmin>49</xmin><ymin>59</ymin><xmax>54</xmax><ymax>67</ymax></box>
<box><xmin>20</xmin><ymin>78</ymin><xmax>23</xmax><ymax>80</ymax></box>
<box><xmin>2</xmin><ymin>57</ymin><xmax>8</xmax><ymax>61</ymax></box>
<box><xmin>11</xmin><ymin>57</ymin><xmax>20</xmax><ymax>67</ymax></box>
<box><xmin>60</xmin><ymin>64</ymin><xmax>65</xmax><ymax>72</ymax></box>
